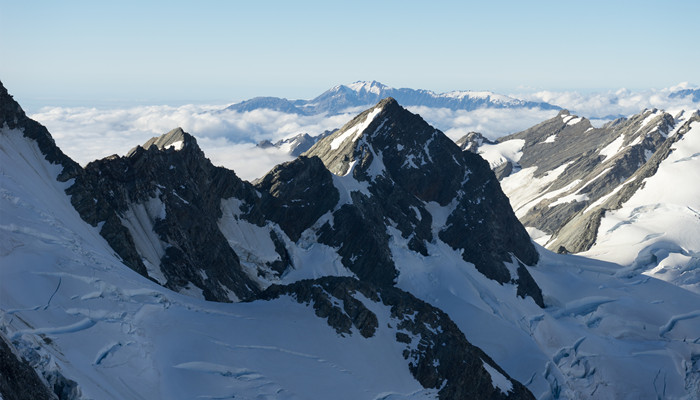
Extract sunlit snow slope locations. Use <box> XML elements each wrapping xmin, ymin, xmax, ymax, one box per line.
<box><xmin>582</xmin><ymin>118</ymin><xmax>700</xmax><ymax>292</ymax></box>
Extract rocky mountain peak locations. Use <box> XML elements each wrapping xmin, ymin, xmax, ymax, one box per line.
<box><xmin>305</xmin><ymin>97</ymin><xmax>471</xmax><ymax>205</ymax></box>
<box><xmin>302</xmin><ymin>97</ymin><xmax>396</xmax><ymax>176</ymax></box>
<box><xmin>67</xmin><ymin>124</ymin><xmax>261</xmax><ymax>302</ymax></box>
<box><xmin>456</xmin><ymin>132</ymin><xmax>495</xmax><ymax>152</ymax></box>
<box><xmin>301</xmin><ymin>98</ymin><xmax>543</xmax><ymax>304</ymax></box>
<box><xmin>127</xmin><ymin>127</ymin><xmax>197</xmax><ymax>156</ymax></box>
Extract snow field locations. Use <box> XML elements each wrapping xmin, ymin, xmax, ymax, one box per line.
<box><xmin>385</xmin><ymin>198</ymin><xmax>700</xmax><ymax>399</ymax></box>
<box><xmin>584</xmin><ymin>119</ymin><xmax>700</xmax><ymax>292</ymax></box>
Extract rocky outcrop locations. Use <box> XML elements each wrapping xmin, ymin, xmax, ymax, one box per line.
<box><xmin>259</xmin><ymin>277</ymin><xmax>535</xmax><ymax>400</ymax></box>
<box><xmin>254</xmin><ymin>156</ymin><xmax>339</xmax><ymax>241</ymax></box>
<box><xmin>67</xmin><ymin>128</ymin><xmax>263</xmax><ymax>301</ymax></box>
<box><xmin>0</xmin><ymin>333</ymin><xmax>57</xmax><ymax>400</ymax></box>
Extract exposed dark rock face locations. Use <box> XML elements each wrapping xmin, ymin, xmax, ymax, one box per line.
<box><xmin>474</xmin><ymin>108</ymin><xmax>694</xmax><ymax>254</ymax></box>
<box><xmin>259</xmin><ymin>277</ymin><xmax>535</xmax><ymax>400</ymax></box>
<box><xmin>305</xmin><ymin>98</ymin><xmax>543</xmax><ymax>305</ymax></box>
<box><xmin>259</xmin><ymin>277</ymin><xmax>380</xmax><ymax>338</ymax></box>
<box><xmin>0</xmin><ymin>333</ymin><xmax>57</xmax><ymax>400</ymax></box>
<box><xmin>438</xmin><ymin>152</ymin><xmax>540</xmax><ymax>294</ymax></box>
<box><xmin>0</xmin><ymin>331</ymin><xmax>82</xmax><ymax>400</ymax></box>
<box><xmin>254</xmin><ymin>156</ymin><xmax>339</xmax><ymax>241</ymax></box>
<box><xmin>317</xmin><ymin>198</ymin><xmax>399</xmax><ymax>285</ymax></box>
<box><xmin>256</xmin><ymin>131</ymin><xmax>333</xmax><ymax>156</ymax></box>
<box><xmin>66</xmin><ymin>128</ymin><xmax>262</xmax><ymax>301</ymax></box>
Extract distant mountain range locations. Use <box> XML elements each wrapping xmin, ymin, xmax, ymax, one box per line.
<box><xmin>225</xmin><ymin>80</ymin><xmax>560</xmax><ymax>115</ymax></box>
<box><xmin>669</xmin><ymin>87</ymin><xmax>700</xmax><ymax>102</ymax></box>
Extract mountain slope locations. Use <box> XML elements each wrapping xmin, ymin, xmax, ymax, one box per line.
<box><xmin>67</xmin><ymin>127</ymin><xmax>263</xmax><ymax>302</ymax></box>
<box><xmin>468</xmin><ymin>108</ymin><xmax>700</xmax><ymax>293</ymax></box>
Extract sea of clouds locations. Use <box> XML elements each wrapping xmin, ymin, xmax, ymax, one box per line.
<box><xmin>33</xmin><ymin>105</ymin><xmax>355</xmax><ymax>180</ymax></box>
<box><xmin>513</xmin><ymin>82</ymin><xmax>698</xmax><ymax>119</ymax></box>
<box><xmin>31</xmin><ymin>83</ymin><xmax>698</xmax><ymax>181</ymax></box>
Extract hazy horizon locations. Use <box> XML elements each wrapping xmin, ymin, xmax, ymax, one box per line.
<box><xmin>4</xmin><ymin>79</ymin><xmax>698</xmax><ymax>115</ymax></box>
<box><xmin>2</xmin><ymin>0</ymin><xmax>699</xmax><ymax>112</ymax></box>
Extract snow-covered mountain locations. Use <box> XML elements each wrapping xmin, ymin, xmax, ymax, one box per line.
<box><xmin>467</xmin><ymin>108</ymin><xmax>700</xmax><ymax>293</ymax></box>
<box><xmin>0</xmin><ymin>82</ymin><xmax>537</xmax><ymax>399</ymax></box>
<box><xmin>3</xmin><ymin>80</ymin><xmax>700</xmax><ymax>400</ymax></box>
<box><xmin>225</xmin><ymin>80</ymin><xmax>559</xmax><ymax>116</ymax></box>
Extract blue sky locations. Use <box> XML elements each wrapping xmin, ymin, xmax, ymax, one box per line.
<box><xmin>2</xmin><ymin>0</ymin><xmax>699</xmax><ymax>110</ymax></box>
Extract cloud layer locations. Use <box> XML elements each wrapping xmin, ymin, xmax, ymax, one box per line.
<box><xmin>29</xmin><ymin>84</ymin><xmax>699</xmax><ymax>181</ymax></box>
<box><xmin>513</xmin><ymin>82</ymin><xmax>699</xmax><ymax>119</ymax></box>
<box><xmin>31</xmin><ymin>104</ymin><xmax>355</xmax><ymax>180</ymax></box>
<box><xmin>408</xmin><ymin>106</ymin><xmax>560</xmax><ymax>141</ymax></box>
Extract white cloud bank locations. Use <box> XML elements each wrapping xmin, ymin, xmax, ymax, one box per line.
<box><xmin>31</xmin><ymin>105</ymin><xmax>355</xmax><ymax>181</ymax></box>
<box><xmin>512</xmin><ymin>82</ymin><xmax>699</xmax><ymax>120</ymax></box>
<box><xmin>407</xmin><ymin>106</ymin><xmax>560</xmax><ymax>142</ymax></box>
<box><xmin>29</xmin><ymin>83</ymin><xmax>699</xmax><ymax>181</ymax></box>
